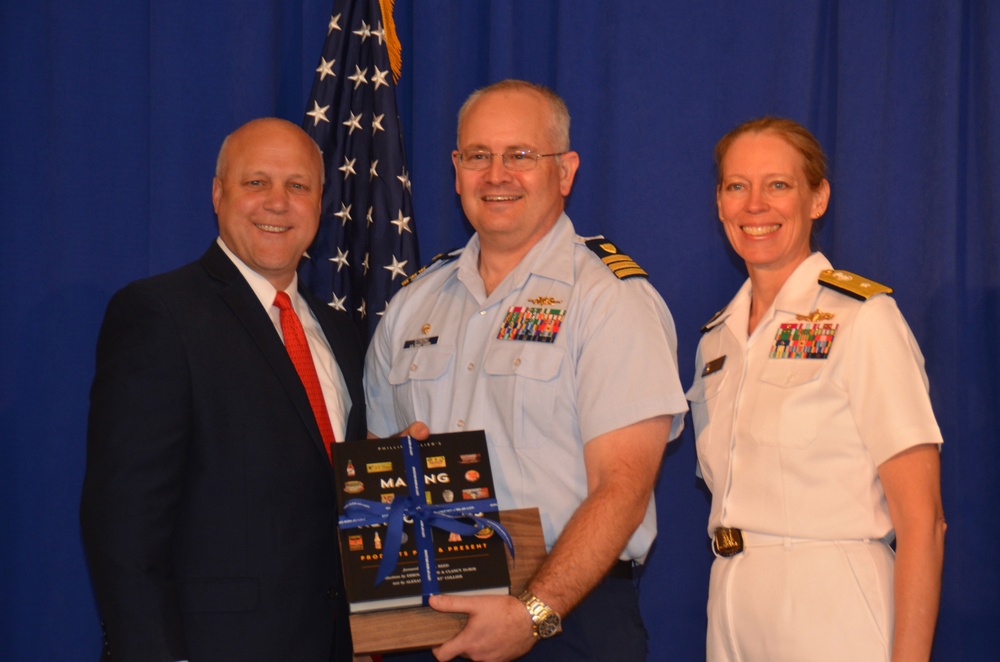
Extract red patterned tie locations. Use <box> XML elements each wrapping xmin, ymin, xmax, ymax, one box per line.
<box><xmin>273</xmin><ymin>292</ymin><xmax>335</xmax><ymax>461</ymax></box>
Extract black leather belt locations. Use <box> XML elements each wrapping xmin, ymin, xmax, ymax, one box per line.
<box><xmin>608</xmin><ymin>559</ymin><xmax>636</xmax><ymax>580</ymax></box>
<box><xmin>713</xmin><ymin>527</ymin><xmax>744</xmax><ymax>557</ymax></box>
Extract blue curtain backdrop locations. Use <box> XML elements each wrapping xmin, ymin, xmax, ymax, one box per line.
<box><xmin>2</xmin><ymin>1</ymin><xmax>996</xmax><ymax>659</ymax></box>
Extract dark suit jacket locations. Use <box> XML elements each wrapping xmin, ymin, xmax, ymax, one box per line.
<box><xmin>80</xmin><ymin>242</ymin><xmax>365</xmax><ymax>661</ymax></box>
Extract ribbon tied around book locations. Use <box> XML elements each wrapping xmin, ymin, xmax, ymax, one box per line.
<box><xmin>338</xmin><ymin>435</ymin><xmax>515</xmax><ymax>603</ymax></box>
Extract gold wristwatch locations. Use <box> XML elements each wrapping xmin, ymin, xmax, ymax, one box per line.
<box><xmin>517</xmin><ymin>590</ymin><xmax>562</xmax><ymax>639</ymax></box>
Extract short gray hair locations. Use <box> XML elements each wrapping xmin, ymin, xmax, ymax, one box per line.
<box><xmin>456</xmin><ymin>79</ymin><xmax>571</xmax><ymax>152</ymax></box>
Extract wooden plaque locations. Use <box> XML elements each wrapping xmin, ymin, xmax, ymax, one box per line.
<box><xmin>349</xmin><ymin>507</ymin><xmax>546</xmax><ymax>655</ymax></box>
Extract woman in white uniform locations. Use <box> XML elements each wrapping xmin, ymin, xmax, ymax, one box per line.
<box><xmin>688</xmin><ymin>117</ymin><xmax>946</xmax><ymax>661</ymax></box>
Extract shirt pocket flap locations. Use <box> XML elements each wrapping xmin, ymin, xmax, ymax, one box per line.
<box><xmin>758</xmin><ymin>361</ymin><xmax>825</xmax><ymax>388</ymax></box>
<box><xmin>388</xmin><ymin>345</ymin><xmax>454</xmax><ymax>385</ymax></box>
<box><xmin>483</xmin><ymin>343</ymin><xmax>564</xmax><ymax>382</ymax></box>
<box><xmin>686</xmin><ymin>371</ymin><xmax>727</xmax><ymax>403</ymax></box>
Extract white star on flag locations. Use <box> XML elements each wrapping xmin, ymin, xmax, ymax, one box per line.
<box><xmin>329</xmin><ymin>247</ymin><xmax>349</xmax><ymax>271</ymax></box>
<box><xmin>348</xmin><ymin>65</ymin><xmax>368</xmax><ymax>89</ymax></box>
<box><xmin>390</xmin><ymin>210</ymin><xmax>412</xmax><ymax>235</ymax></box>
<box><xmin>339</xmin><ymin>156</ymin><xmax>357</xmax><ymax>179</ymax></box>
<box><xmin>334</xmin><ymin>202</ymin><xmax>352</xmax><ymax>225</ymax></box>
<box><xmin>316</xmin><ymin>57</ymin><xmax>336</xmax><ymax>80</ymax></box>
<box><xmin>306</xmin><ymin>101</ymin><xmax>330</xmax><ymax>126</ymax></box>
<box><xmin>372</xmin><ymin>66</ymin><xmax>390</xmax><ymax>90</ymax></box>
<box><xmin>343</xmin><ymin>111</ymin><xmax>363</xmax><ymax>134</ymax></box>
<box><xmin>300</xmin><ymin>1</ymin><xmax>420</xmax><ymax>343</ymax></box>
<box><xmin>397</xmin><ymin>167</ymin><xmax>412</xmax><ymax>193</ymax></box>
<box><xmin>384</xmin><ymin>255</ymin><xmax>408</xmax><ymax>281</ymax></box>
<box><xmin>353</xmin><ymin>20</ymin><xmax>371</xmax><ymax>41</ymax></box>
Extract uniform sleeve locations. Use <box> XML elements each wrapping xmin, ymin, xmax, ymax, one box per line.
<box><xmin>80</xmin><ymin>283</ymin><xmax>191</xmax><ymax>659</ymax></box>
<box><xmin>688</xmin><ymin>339</ymin><xmax>709</xmax><ymax>480</ymax></box>
<box><xmin>574</xmin><ymin>277</ymin><xmax>688</xmax><ymax>444</ymax></box>
<box><xmin>845</xmin><ymin>295</ymin><xmax>943</xmax><ymax>466</ymax></box>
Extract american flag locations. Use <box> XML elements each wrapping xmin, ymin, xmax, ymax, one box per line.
<box><xmin>300</xmin><ymin>0</ymin><xmax>419</xmax><ymax>343</ymax></box>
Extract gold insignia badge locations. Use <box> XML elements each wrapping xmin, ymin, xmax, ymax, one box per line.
<box><xmin>528</xmin><ymin>296</ymin><xmax>562</xmax><ymax>306</ymax></box>
<box><xmin>421</xmin><ymin>323</ymin><xmax>431</xmax><ymax>335</ymax></box>
<box><xmin>795</xmin><ymin>309</ymin><xmax>836</xmax><ymax>322</ymax></box>
<box><xmin>818</xmin><ymin>269</ymin><xmax>892</xmax><ymax>301</ymax></box>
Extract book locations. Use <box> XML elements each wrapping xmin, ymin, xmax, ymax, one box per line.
<box><xmin>330</xmin><ymin>431</ymin><xmax>512</xmax><ymax>613</ymax></box>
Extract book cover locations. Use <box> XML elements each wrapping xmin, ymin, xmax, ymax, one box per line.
<box><xmin>330</xmin><ymin>431</ymin><xmax>512</xmax><ymax>613</ymax></box>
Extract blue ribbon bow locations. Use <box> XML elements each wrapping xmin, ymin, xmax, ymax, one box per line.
<box><xmin>338</xmin><ymin>435</ymin><xmax>515</xmax><ymax>603</ymax></box>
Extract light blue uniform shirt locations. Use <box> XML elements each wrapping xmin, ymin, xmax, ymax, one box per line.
<box><xmin>366</xmin><ymin>214</ymin><xmax>687</xmax><ymax>561</ymax></box>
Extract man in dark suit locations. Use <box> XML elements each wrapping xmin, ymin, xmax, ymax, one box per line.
<box><xmin>80</xmin><ymin>118</ymin><xmax>364</xmax><ymax>661</ymax></box>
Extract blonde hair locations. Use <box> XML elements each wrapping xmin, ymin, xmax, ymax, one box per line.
<box><xmin>714</xmin><ymin>116</ymin><xmax>827</xmax><ymax>190</ymax></box>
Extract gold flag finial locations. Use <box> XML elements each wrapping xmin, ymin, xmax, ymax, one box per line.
<box><xmin>378</xmin><ymin>0</ymin><xmax>403</xmax><ymax>82</ymax></box>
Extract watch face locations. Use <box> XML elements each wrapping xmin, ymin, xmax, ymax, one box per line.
<box><xmin>537</xmin><ymin>614</ymin><xmax>561</xmax><ymax>639</ymax></box>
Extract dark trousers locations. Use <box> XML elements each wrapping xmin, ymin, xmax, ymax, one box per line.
<box><xmin>384</xmin><ymin>576</ymin><xmax>647</xmax><ymax>661</ymax></box>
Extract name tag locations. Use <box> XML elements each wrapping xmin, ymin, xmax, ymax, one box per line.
<box><xmin>403</xmin><ymin>336</ymin><xmax>439</xmax><ymax>349</ymax></box>
<box><xmin>702</xmin><ymin>355</ymin><xmax>726</xmax><ymax>377</ymax></box>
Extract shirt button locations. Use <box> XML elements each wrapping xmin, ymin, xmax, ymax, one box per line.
<box><xmin>456</xmin><ymin>419</ymin><xmax>465</xmax><ymax>428</ymax></box>
<box><xmin>479</xmin><ymin>310</ymin><xmax>487</xmax><ymax>315</ymax></box>
<box><xmin>410</xmin><ymin>363</ymin><xmax>417</xmax><ymax>371</ymax></box>
<box><xmin>467</xmin><ymin>362</ymin><xmax>475</xmax><ymax>371</ymax></box>
<box><xmin>513</xmin><ymin>357</ymin><xmax>522</xmax><ymax>367</ymax></box>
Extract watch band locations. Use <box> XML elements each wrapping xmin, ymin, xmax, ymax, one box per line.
<box><xmin>517</xmin><ymin>589</ymin><xmax>562</xmax><ymax>639</ymax></box>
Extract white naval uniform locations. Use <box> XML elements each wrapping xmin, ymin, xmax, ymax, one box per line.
<box><xmin>687</xmin><ymin>252</ymin><xmax>942</xmax><ymax>661</ymax></box>
<box><xmin>366</xmin><ymin>213</ymin><xmax>688</xmax><ymax>561</ymax></box>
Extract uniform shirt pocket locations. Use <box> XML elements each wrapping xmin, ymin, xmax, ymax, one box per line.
<box><xmin>749</xmin><ymin>361</ymin><xmax>824</xmax><ymax>448</ymax></box>
<box><xmin>483</xmin><ymin>343</ymin><xmax>564</xmax><ymax>448</ymax></box>
<box><xmin>686</xmin><ymin>370</ymin><xmax>728</xmax><ymax>406</ymax></box>
<box><xmin>387</xmin><ymin>345</ymin><xmax>454</xmax><ymax>421</ymax></box>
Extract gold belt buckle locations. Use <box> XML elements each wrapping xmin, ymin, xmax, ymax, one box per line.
<box><xmin>714</xmin><ymin>527</ymin><xmax>744</xmax><ymax>557</ymax></box>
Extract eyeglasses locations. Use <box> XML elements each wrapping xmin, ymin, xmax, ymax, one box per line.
<box><xmin>456</xmin><ymin>149</ymin><xmax>567</xmax><ymax>172</ymax></box>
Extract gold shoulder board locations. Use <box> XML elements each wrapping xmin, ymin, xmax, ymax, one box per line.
<box><xmin>584</xmin><ymin>238</ymin><xmax>648</xmax><ymax>280</ymax></box>
<box><xmin>401</xmin><ymin>249</ymin><xmax>459</xmax><ymax>287</ymax></box>
<box><xmin>818</xmin><ymin>269</ymin><xmax>893</xmax><ymax>301</ymax></box>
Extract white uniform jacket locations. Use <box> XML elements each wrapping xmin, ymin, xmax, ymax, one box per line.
<box><xmin>688</xmin><ymin>252</ymin><xmax>943</xmax><ymax>542</ymax></box>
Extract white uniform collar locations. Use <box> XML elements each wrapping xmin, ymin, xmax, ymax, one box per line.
<box><xmin>717</xmin><ymin>252</ymin><xmax>832</xmax><ymax>340</ymax></box>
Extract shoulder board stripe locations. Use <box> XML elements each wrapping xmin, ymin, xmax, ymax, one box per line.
<box><xmin>700</xmin><ymin>306</ymin><xmax>727</xmax><ymax>333</ymax></box>
<box><xmin>584</xmin><ymin>238</ymin><xmax>649</xmax><ymax>280</ymax></box>
<box><xmin>818</xmin><ymin>269</ymin><xmax>893</xmax><ymax>301</ymax></box>
<box><xmin>401</xmin><ymin>249</ymin><xmax>459</xmax><ymax>287</ymax></box>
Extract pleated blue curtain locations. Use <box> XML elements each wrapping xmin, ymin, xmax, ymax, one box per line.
<box><xmin>1</xmin><ymin>1</ymin><xmax>995</xmax><ymax>658</ymax></box>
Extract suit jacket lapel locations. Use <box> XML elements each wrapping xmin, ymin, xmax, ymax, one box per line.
<box><xmin>199</xmin><ymin>243</ymin><xmax>329</xmax><ymax>460</ymax></box>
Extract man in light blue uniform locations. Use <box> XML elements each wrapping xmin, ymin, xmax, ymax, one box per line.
<box><xmin>365</xmin><ymin>80</ymin><xmax>688</xmax><ymax>661</ymax></box>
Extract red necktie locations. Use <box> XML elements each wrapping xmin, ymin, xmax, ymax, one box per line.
<box><xmin>273</xmin><ymin>292</ymin><xmax>335</xmax><ymax>461</ymax></box>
